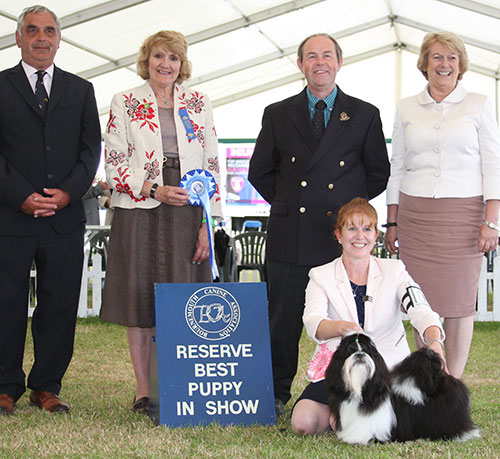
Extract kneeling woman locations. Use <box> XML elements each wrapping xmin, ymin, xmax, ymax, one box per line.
<box><xmin>291</xmin><ymin>198</ymin><xmax>445</xmax><ymax>435</ymax></box>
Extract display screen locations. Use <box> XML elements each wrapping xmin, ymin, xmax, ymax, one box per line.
<box><xmin>221</xmin><ymin>142</ymin><xmax>269</xmax><ymax>217</ymax></box>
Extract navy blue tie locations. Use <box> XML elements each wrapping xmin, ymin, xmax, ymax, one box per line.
<box><xmin>35</xmin><ymin>70</ymin><xmax>49</xmax><ymax>114</ymax></box>
<box><xmin>312</xmin><ymin>100</ymin><xmax>326</xmax><ymax>143</ymax></box>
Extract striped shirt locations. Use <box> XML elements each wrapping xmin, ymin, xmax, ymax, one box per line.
<box><xmin>306</xmin><ymin>85</ymin><xmax>338</xmax><ymax>127</ymax></box>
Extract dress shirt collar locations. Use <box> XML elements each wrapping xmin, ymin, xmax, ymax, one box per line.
<box><xmin>307</xmin><ymin>85</ymin><xmax>337</xmax><ymax>112</ymax></box>
<box><xmin>417</xmin><ymin>82</ymin><xmax>467</xmax><ymax>105</ymax></box>
<box><xmin>306</xmin><ymin>86</ymin><xmax>338</xmax><ymax>125</ymax></box>
<box><xmin>21</xmin><ymin>61</ymin><xmax>54</xmax><ymax>95</ymax></box>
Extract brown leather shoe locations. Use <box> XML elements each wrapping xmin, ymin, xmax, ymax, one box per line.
<box><xmin>0</xmin><ymin>394</ymin><xmax>15</xmax><ymax>415</ymax></box>
<box><xmin>29</xmin><ymin>391</ymin><xmax>70</xmax><ymax>413</ymax></box>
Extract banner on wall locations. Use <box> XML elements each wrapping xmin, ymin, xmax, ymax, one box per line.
<box><xmin>149</xmin><ymin>282</ymin><xmax>275</xmax><ymax>427</ymax></box>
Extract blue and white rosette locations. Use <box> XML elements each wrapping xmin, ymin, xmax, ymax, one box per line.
<box><xmin>179</xmin><ymin>169</ymin><xmax>219</xmax><ymax>279</ymax></box>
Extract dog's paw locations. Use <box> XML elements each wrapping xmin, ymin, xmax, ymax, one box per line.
<box><xmin>455</xmin><ymin>427</ymin><xmax>481</xmax><ymax>442</ymax></box>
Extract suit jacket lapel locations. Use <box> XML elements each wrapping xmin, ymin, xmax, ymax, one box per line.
<box><xmin>307</xmin><ymin>87</ymin><xmax>355</xmax><ymax>172</ymax></box>
<box><xmin>7</xmin><ymin>62</ymin><xmax>43</xmax><ymax>117</ymax></box>
<box><xmin>363</xmin><ymin>256</ymin><xmax>382</xmax><ymax>331</ymax></box>
<box><xmin>284</xmin><ymin>89</ymin><xmax>317</xmax><ymax>154</ymax></box>
<box><xmin>335</xmin><ymin>257</ymin><xmax>359</xmax><ymax>323</ymax></box>
<box><xmin>46</xmin><ymin>66</ymin><xmax>68</xmax><ymax>116</ymax></box>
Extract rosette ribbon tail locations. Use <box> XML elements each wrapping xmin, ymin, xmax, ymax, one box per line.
<box><xmin>199</xmin><ymin>191</ymin><xmax>219</xmax><ymax>279</ymax></box>
<box><xmin>179</xmin><ymin>169</ymin><xmax>219</xmax><ymax>279</ymax></box>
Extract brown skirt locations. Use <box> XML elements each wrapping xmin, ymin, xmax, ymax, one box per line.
<box><xmin>100</xmin><ymin>167</ymin><xmax>211</xmax><ymax>328</ymax></box>
<box><xmin>397</xmin><ymin>193</ymin><xmax>484</xmax><ymax>318</ymax></box>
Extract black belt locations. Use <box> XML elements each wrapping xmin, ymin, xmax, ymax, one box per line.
<box><xmin>163</xmin><ymin>157</ymin><xmax>180</xmax><ymax>169</ymax></box>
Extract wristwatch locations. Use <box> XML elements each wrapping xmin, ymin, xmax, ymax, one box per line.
<box><xmin>483</xmin><ymin>220</ymin><xmax>500</xmax><ymax>232</ymax></box>
<box><xmin>150</xmin><ymin>183</ymin><xmax>159</xmax><ymax>199</ymax></box>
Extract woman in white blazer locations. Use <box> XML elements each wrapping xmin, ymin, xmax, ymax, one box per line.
<box><xmin>100</xmin><ymin>31</ymin><xmax>222</xmax><ymax>414</ymax></box>
<box><xmin>385</xmin><ymin>32</ymin><xmax>500</xmax><ymax>379</ymax></box>
<box><xmin>291</xmin><ymin>198</ymin><xmax>444</xmax><ymax>435</ymax></box>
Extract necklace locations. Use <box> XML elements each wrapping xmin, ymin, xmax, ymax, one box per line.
<box><xmin>154</xmin><ymin>91</ymin><xmax>172</xmax><ymax>107</ymax></box>
<box><xmin>350</xmin><ymin>281</ymin><xmax>367</xmax><ymax>329</ymax></box>
<box><xmin>350</xmin><ymin>281</ymin><xmax>366</xmax><ymax>299</ymax></box>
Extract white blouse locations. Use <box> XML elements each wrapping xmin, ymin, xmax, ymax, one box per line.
<box><xmin>386</xmin><ymin>83</ymin><xmax>500</xmax><ymax>205</ymax></box>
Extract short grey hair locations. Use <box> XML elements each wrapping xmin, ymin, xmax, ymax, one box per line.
<box><xmin>17</xmin><ymin>5</ymin><xmax>61</xmax><ymax>36</ymax></box>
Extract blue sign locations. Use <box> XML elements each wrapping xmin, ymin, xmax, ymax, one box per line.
<box><xmin>150</xmin><ymin>282</ymin><xmax>275</xmax><ymax>427</ymax></box>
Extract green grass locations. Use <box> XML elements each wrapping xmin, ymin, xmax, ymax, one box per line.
<box><xmin>1</xmin><ymin>319</ymin><xmax>499</xmax><ymax>458</ymax></box>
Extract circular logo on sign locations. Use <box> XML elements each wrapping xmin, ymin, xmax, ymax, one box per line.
<box><xmin>185</xmin><ymin>287</ymin><xmax>240</xmax><ymax>341</ymax></box>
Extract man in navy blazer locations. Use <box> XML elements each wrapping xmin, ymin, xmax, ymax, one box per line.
<box><xmin>0</xmin><ymin>5</ymin><xmax>101</xmax><ymax>415</ymax></box>
<box><xmin>248</xmin><ymin>34</ymin><xmax>389</xmax><ymax>415</ymax></box>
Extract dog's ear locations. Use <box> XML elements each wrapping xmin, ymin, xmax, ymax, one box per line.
<box><xmin>416</xmin><ymin>349</ymin><xmax>444</xmax><ymax>395</ymax></box>
<box><xmin>373</xmin><ymin>348</ymin><xmax>390</xmax><ymax>375</ymax></box>
<box><xmin>361</xmin><ymin>347</ymin><xmax>391</xmax><ymax>410</ymax></box>
<box><xmin>358</xmin><ymin>334</ymin><xmax>378</xmax><ymax>352</ymax></box>
<box><xmin>325</xmin><ymin>338</ymin><xmax>353</xmax><ymax>426</ymax></box>
<box><xmin>325</xmin><ymin>344</ymin><xmax>347</xmax><ymax>392</ymax></box>
<box><xmin>325</xmin><ymin>335</ymin><xmax>355</xmax><ymax>394</ymax></box>
<box><xmin>396</xmin><ymin>349</ymin><xmax>444</xmax><ymax>396</ymax></box>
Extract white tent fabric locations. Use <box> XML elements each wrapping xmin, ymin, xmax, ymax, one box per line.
<box><xmin>1</xmin><ymin>0</ymin><xmax>499</xmax><ymax>139</ymax></box>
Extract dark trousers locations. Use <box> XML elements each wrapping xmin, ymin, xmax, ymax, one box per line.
<box><xmin>0</xmin><ymin>223</ymin><xmax>84</xmax><ymax>401</ymax></box>
<box><xmin>267</xmin><ymin>260</ymin><xmax>314</xmax><ymax>405</ymax></box>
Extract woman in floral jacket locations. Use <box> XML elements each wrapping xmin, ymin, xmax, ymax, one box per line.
<box><xmin>100</xmin><ymin>30</ymin><xmax>222</xmax><ymax>414</ymax></box>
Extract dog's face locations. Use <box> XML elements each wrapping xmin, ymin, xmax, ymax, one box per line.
<box><xmin>326</xmin><ymin>332</ymin><xmax>391</xmax><ymax>405</ymax></box>
<box><xmin>340</xmin><ymin>334</ymin><xmax>377</xmax><ymax>398</ymax></box>
<box><xmin>325</xmin><ymin>332</ymin><xmax>395</xmax><ymax>443</ymax></box>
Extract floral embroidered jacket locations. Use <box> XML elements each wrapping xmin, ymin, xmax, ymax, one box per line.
<box><xmin>104</xmin><ymin>81</ymin><xmax>222</xmax><ymax>215</ymax></box>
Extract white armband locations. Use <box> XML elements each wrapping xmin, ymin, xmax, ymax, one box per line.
<box><xmin>401</xmin><ymin>284</ymin><xmax>429</xmax><ymax>313</ymax></box>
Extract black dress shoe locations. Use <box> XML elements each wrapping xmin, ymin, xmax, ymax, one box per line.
<box><xmin>0</xmin><ymin>394</ymin><xmax>15</xmax><ymax>415</ymax></box>
<box><xmin>275</xmin><ymin>398</ymin><xmax>285</xmax><ymax>417</ymax></box>
<box><xmin>132</xmin><ymin>396</ymin><xmax>149</xmax><ymax>415</ymax></box>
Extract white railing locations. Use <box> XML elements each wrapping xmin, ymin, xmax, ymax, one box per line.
<box><xmin>28</xmin><ymin>252</ymin><xmax>105</xmax><ymax>318</ymax></box>
<box><xmin>78</xmin><ymin>252</ymin><xmax>105</xmax><ymax>317</ymax></box>
<box><xmin>28</xmin><ymin>250</ymin><xmax>500</xmax><ymax>321</ymax></box>
<box><xmin>476</xmin><ymin>255</ymin><xmax>500</xmax><ymax>321</ymax></box>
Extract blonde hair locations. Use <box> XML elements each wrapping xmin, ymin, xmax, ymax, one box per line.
<box><xmin>417</xmin><ymin>31</ymin><xmax>468</xmax><ymax>81</ymax></box>
<box><xmin>334</xmin><ymin>198</ymin><xmax>378</xmax><ymax>232</ymax></box>
<box><xmin>136</xmin><ymin>30</ymin><xmax>192</xmax><ymax>83</ymax></box>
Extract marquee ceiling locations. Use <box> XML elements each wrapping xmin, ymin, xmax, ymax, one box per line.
<box><xmin>1</xmin><ymin>0</ymin><xmax>499</xmax><ymax>128</ymax></box>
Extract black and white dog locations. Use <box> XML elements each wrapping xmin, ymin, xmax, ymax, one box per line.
<box><xmin>324</xmin><ymin>332</ymin><xmax>480</xmax><ymax>444</ymax></box>
<box><xmin>325</xmin><ymin>332</ymin><xmax>395</xmax><ymax>444</ymax></box>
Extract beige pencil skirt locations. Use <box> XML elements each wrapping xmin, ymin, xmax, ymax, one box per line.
<box><xmin>397</xmin><ymin>193</ymin><xmax>484</xmax><ymax>318</ymax></box>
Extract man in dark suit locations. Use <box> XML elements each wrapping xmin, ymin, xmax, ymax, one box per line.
<box><xmin>0</xmin><ymin>5</ymin><xmax>101</xmax><ymax>415</ymax></box>
<box><xmin>248</xmin><ymin>33</ymin><xmax>389</xmax><ymax>415</ymax></box>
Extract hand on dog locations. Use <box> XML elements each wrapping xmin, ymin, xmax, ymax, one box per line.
<box><xmin>340</xmin><ymin>321</ymin><xmax>363</xmax><ymax>335</ymax></box>
<box><xmin>315</xmin><ymin>319</ymin><xmax>362</xmax><ymax>341</ymax></box>
<box><xmin>428</xmin><ymin>341</ymin><xmax>448</xmax><ymax>373</ymax></box>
